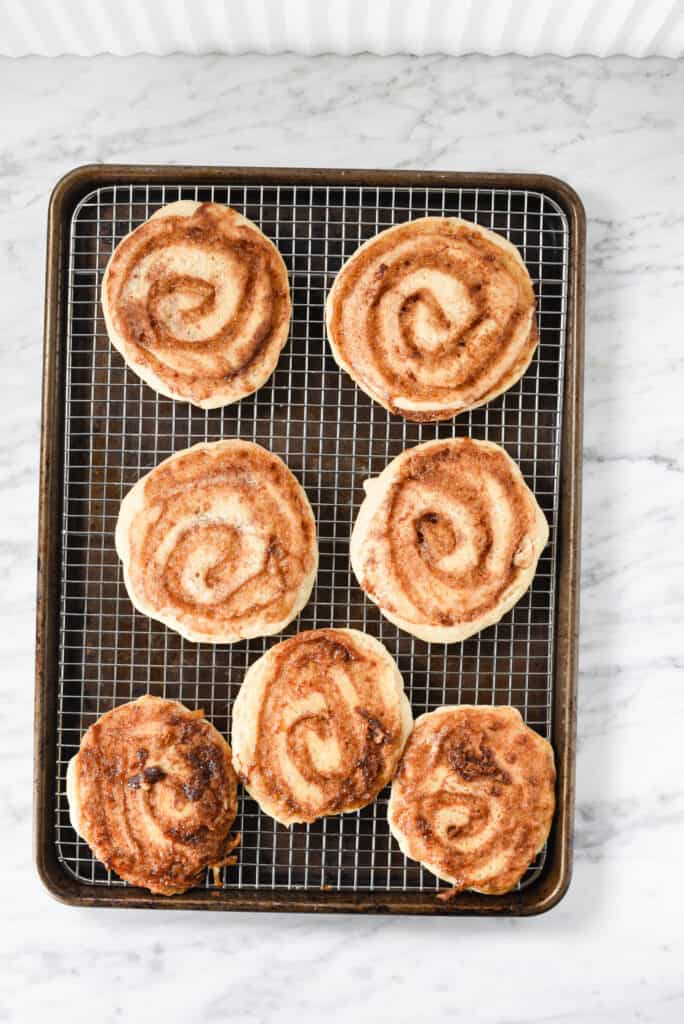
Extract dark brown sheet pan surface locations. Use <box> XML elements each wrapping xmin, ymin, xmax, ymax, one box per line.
<box><xmin>35</xmin><ymin>165</ymin><xmax>584</xmax><ymax>914</ymax></box>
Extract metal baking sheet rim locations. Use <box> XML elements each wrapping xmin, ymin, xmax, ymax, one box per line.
<box><xmin>34</xmin><ymin>164</ymin><xmax>585</xmax><ymax>915</ymax></box>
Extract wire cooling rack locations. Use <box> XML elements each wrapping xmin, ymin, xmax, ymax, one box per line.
<box><xmin>54</xmin><ymin>180</ymin><xmax>568</xmax><ymax>895</ymax></box>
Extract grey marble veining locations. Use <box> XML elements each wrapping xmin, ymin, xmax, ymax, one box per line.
<box><xmin>0</xmin><ymin>53</ymin><xmax>683</xmax><ymax>1023</ymax></box>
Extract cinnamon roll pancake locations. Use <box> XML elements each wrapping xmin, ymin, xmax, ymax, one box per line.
<box><xmin>102</xmin><ymin>201</ymin><xmax>291</xmax><ymax>408</ymax></box>
<box><xmin>388</xmin><ymin>705</ymin><xmax>555</xmax><ymax>895</ymax></box>
<box><xmin>350</xmin><ymin>437</ymin><xmax>548</xmax><ymax>643</ymax></box>
<box><xmin>116</xmin><ymin>440</ymin><xmax>318</xmax><ymax>643</ymax></box>
<box><xmin>66</xmin><ymin>696</ymin><xmax>239</xmax><ymax>895</ymax></box>
<box><xmin>231</xmin><ymin>629</ymin><xmax>413</xmax><ymax>825</ymax></box>
<box><xmin>326</xmin><ymin>217</ymin><xmax>537</xmax><ymax>421</ymax></box>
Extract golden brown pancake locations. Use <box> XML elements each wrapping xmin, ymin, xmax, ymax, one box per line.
<box><xmin>231</xmin><ymin>629</ymin><xmax>413</xmax><ymax>825</ymax></box>
<box><xmin>388</xmin><ymin>705</ymin><xmax>555</xmax><ymax>895</ymax></box>
<box><xmin>115</xmin><ymin>440</ymin><xmax>318</xmax><ymax>644</ymax></box>
<box><xmin>66</xmin><ymin>696</ymin><xmax>239</xmax><ymax>895</ymax></box>
<box><xmin>326</xmin><ymin>217</ymin><xmax>537</xmax><ymax>421</ymax></box>
<box><xmin>350</xmin><ymin>437</ymin><xmax>548</xmax><ymax>643</ymax></box>
<box><xmin>102</xmin><ymin>201</ymin><xmax>291</xmax><ymax>408</ymax></box>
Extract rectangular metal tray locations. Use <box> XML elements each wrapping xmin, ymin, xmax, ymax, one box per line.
<box><xmin>35</xmin><ymin>165</ymin><xmax>584</xmax><ymax>914</ymax></box>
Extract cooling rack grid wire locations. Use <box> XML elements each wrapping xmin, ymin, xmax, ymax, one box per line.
<box><xmin>54</xmin><ymin>181</ymin><xmax>568</xmax><ymax>894</ymax></box>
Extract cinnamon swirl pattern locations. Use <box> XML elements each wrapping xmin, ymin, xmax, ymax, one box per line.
<box><xmin>326</xmin><ymin>217</ymin><xmax>537</xmax><ymax>421</ymax></box>
<box><xmin>66</xmin><ymin>697</ymin><xmax>239</xmax><ymax>895</ymax></box>
<box><xmin>350</xmin><ymin>437</ymin><xmax>549</xmax><ymax>644</ymax></box>
<box><xmin>102</xmin><ymin>201</ymin><xmax>291</xmax><ymax>408</ymax></box>
<box><xmin>231</xmin><ymin>629</ymin><xmax>413</xmax><ymax>825</ymax></box>
<box><xmin>388</xmin><ymin>706</ymin><xmax>556</xmax><ymax>895</ymax></box>
<box><xmin>116</xmin><ymin>440</ymin><xmax>318</xmax><ymax>643</ymax></box>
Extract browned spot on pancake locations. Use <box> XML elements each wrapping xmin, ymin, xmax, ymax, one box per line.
<box><xmin>446</xmin><ymin>730</ymin><xmax>511</xmax><ymax>785</ymax></box>
<box><xmin>415</xmin><ymin>511</ymin><xmax>458</xmax><ymax>562</ymax></box>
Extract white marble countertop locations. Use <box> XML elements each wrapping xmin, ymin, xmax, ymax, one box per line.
<box><xmin>1</xmin><ymin>53</ymin><xmax>683</xmax><ymax>1023</ymax></box>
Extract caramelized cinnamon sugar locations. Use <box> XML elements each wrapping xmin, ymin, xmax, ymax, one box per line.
<box><xmin>70</xmin><ymin>697</ymin><xmax>238</xmax><ymax>895</ymax></box>
<box><xmin>231</xmin><ymin>629</ymin><xmax>412</xmax><ymax>825</ymax></box>
<box><xmin>350</xmin><ymin>437</ymin><xmax>548</xmax><ymax>643</ymax></box>
<box><xmin>388</xmin><ymin>706</ymin><xmax>555</xmax><ymax>895</ymax></box>
<box><xmin>102</xmin><ymin>202</ymin><xmax>291</xmax><ymax>408</ymax></box>
<box><xmin>116</xmin><ymin>440</ymin><xmax>317</xmax><ymax>643</ymax></box>
<box><xmin>326</xmin><ymin>217</ymin><xmax>537</xmax><ymax>421</ymax></box>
